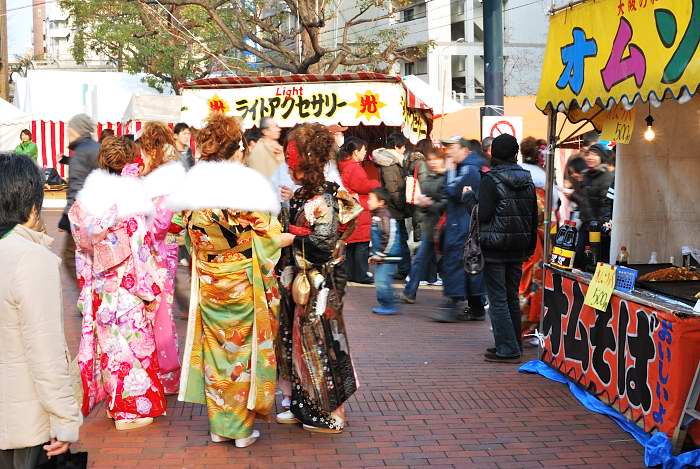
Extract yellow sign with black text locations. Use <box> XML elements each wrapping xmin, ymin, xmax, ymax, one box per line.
<box><xmin>584</xmin><ymin>262</ymin><xmax>617</xmax><ymax>311</ymax></box>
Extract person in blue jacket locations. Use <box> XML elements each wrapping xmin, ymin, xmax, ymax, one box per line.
<box><xmin>368</xmin><ymin>188</ymin><xmax>403</xmax><ymax>315</ymax></box>
<box><xmin>433</xmin><ymin>136</ymin><xmax>488</xmax><ymax>323</ymax></box>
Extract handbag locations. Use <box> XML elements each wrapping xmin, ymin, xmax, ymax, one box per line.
<box><xmin>36</xmin><ymin>450</ymin><xmax>88</xmax><ymax>469</ymax></box>
<box><xmin>463</xmin><ymin>205</ymin><xmax>484</xmax><ymax>275</ymax></box>
<box><xmin>405</xmin><ymin>162</ymin><xmax>422</xmax><ymax>205</ymax></box>
<box><xmin>292</xmin><ymin>239</ymin><xmax>311</xmax><ymax>305</ymax></box>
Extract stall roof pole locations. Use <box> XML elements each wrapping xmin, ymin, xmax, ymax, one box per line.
<box><xmin>539</xmin><ymin>109</ymin><xmax>558</xmax><ymax>358</ymax></box>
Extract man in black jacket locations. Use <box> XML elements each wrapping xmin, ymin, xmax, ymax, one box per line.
<box><xmin>58</xmin><ymin>114</ymin><xmax>99</xmax><ymax>281</ymax></box>
<box><xmin>479</xmin><ymin>134</ymin><xmax>538</xmax><ymax>363</ymax></box>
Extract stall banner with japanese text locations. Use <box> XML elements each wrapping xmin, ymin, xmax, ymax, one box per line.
<box><xmin>542</xmin><ymin>268</ymin><xmax>700</xmax><ymax>437</ymax></box>
<box><xmin>181</xmin><ymin>81</ymin><xmax>429</xmax><ymax>142</ymax></box>
<box><xmin>536</xmin><ymin>0</ymin><xmax>700</xmax><ymax>110</ymax></box>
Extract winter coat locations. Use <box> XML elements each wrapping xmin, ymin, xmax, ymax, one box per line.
<box><xmin>370</xmin><ymin>206</ymin><xmax>402</xmax><ymax>262</ymax></box>
<box><xmin>405</xmin><ymin>152</ymin><xmax>429</xmax><ymax>241</ymax></box>
<box><xmin>443</xmin><ymin>152</ymin><xmax>487</xmax><ymax>247</ymax></box>
<box><xmin>479</xmin><ymin>162</ymin><xmax>538</xmax><ymax>263</ymax></box>
<box><xmin>580</xmin><ymin>165</ymin><xmax>615</xmax><ymax>226</ymax></box>
<box><xmin>0</xmin><ymin>225</ymin><xmax>81</xmax><ymax>450</ymax></box>
<box><xmin>60</xmin><ymin>137</ymin><xmax>99</xmax><ymax>230</ymax></box>
<box><xmin>372</xmin><ymin>148</ymin><xmax>408</xmax><ymax>220</ymax></box>
<box><xmin>179</xmin><ymin>147</ymin><xmax>194</xmax><ymax>170</ymax></box>
<box><xmin>338</xmin><ymin>158</ymin><xmax>380</xmax><ymax>244</ymax></box>
<box><xmin>418</xmin><ymin>171</ymin><xmax>446</xmax><ymax>235</ymax></box>
<box><xmin>15</xmin><ymin>141</ymin><xmax>39</xmax><ymax>163</ymax></box>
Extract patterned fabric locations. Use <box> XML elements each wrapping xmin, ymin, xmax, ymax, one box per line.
<box><xmin>151</xmin><ymin>198</ymin><xmax>182</xmax><ymax>394</ymax></box>
<box><xmin>179</xmin><ymin>210</ymin><xmax>281</xmax><ymax>439</ymax></box>
<box><xmin>70</xmin><ymin>202</ymin><xmax>167</xmax><ymax>421</ymax></box>
<box><xmin>279</xmin><ymin>182</ymin><xmax>360</xmax><ymax>428</ymax></box>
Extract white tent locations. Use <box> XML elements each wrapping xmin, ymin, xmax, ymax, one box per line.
<box><xmin>0</xmin><ymin>97</ymin><xmax>32</xmax><ymax>152</ymax></box>
<box><xmin>122</xmin><ymin>95</ymin><xmax>182</xmax><ymax>123</ymax></box>
<box><xmin>13</xmin><ymin>70</ymin><xmax>172</xmax><ymax>123</ymax></box>
<box><xmin>402</xmin><ymin>74</ymin><xmax>465</xmax><ymax>117</ymax></box>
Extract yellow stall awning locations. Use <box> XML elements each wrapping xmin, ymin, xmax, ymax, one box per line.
<box><xmin>537</xmin><ymin>0</ymin><xmax>700</xmax><ymax>113</ymax></box>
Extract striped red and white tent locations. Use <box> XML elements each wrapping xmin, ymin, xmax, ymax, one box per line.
<box><xmin>31</xmin><ymin>120</ymin><xmax>152</xmax><ymax>176</ymax></box>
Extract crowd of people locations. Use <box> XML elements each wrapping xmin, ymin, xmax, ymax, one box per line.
<box><xmin>0</xmin><ymin>111</ymin><xmax>616</xmax><ymax>466</ymax></box>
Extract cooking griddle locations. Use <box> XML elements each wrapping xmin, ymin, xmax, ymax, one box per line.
<box><xmin>627</xmin><ymin>264</ymin><xmax>700</xmax><ymax>306</ymax></box>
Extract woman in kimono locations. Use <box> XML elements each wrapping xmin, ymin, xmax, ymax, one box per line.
<box><xmin>275</xmin><ymin>123</ymin><xmax>361</xmax><ymax>433</ymax></box>
<box><xmin>69</xmin><ymin>136</ymin><xmax>169</xmax><ymax>431</ymax></box>
<box><xmin>138</xmin><ymin>122</ymin><xmax>182</xmax><ymax>394</ymax></box>
<box><xmin>171</xmin><ymin>113</ymin><xmax>292</xmax><ymax>447</ymax></box>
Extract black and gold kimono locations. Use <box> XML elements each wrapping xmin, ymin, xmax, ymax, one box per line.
<box><xmin>277</xmin><ymin>181</ymin><xmax>361</xmax><ymax>430</ymax></box>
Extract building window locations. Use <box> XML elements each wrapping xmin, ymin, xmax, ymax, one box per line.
<box><xmin>399</xmin><ymin>1</ymin><xmax>426</xmax><ymax>22</ymax></box>
<box><xmin>404</xmin><ymin>58</ymin><xmax>427</xmax><ymax>76</ymax></box>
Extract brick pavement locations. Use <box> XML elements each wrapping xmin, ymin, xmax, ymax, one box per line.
<box><xmin>42</xmin><ymin>209</ymin><xmax>645</xmax><ymax>469</ymax></box>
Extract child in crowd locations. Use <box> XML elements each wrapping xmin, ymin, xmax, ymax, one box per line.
<box><xmin>368</xmin><ymin>188</ymin><xmax>402</xmax><ymax>315</ymax></box>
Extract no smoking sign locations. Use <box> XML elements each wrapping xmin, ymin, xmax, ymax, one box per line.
<box><xmin>481</xmin><ymin>116</ymin><xmax>523</xmax><ymax>143</ymax></box>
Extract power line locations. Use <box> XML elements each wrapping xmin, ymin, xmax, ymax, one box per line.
<box><xmin>146</xmin><ymin>0</ymin><xmax>235</xmax><ymax>73</ymax></box>
<box><xmin>316</xmin><ymin>0</ymin><xmax>545</xmax><ymax>42</ymax></box>
<box><xmin>1</xmin><ymin>0</ymin><xmax>56</xmax><ymax>16</ymax></box>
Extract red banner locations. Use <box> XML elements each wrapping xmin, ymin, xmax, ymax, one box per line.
<box><xmin>542</xmin><ymin>268</ymin><xmax>700</xmax><ymax>437</ymax></box>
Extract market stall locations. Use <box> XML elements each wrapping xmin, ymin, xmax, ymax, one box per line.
<box><xmin>533</xmin><ymin>0</ymin><xmax>700</xmax><ymax>455</ymax></box>
<box><xmin>178</xmin><ymin>72</ymin><xmax>433</xmax><ymax>144</ymax></box>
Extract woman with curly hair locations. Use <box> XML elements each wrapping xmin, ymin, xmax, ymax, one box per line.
<box><xmin>69</xmin><ymin>136</ymin><xmax>173</xmax><ymax>430</ymax></box>
<box><xmin>135</xmin><ymin>122</ymin><xmax>183</xmax><ymax>394</ymax></box>
<box><xmin>275</xmin><ymin>123</ymin><xmax>362</xmax><ymax>434</ymax></box>
<box><xmin>169</xmin><ymin>113</ymin><xmax>292</xmax><ymax>447</ymax></box>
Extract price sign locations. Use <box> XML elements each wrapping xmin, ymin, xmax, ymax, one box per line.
<box><xmin>600</xmin><ymin>105</ymin><xmax>636</xmax><ymax>145</ymax></box>
<box><xmin>584</xmin><ymin>262</ymin><xmax>617</xmax><ymax>311</ymax></box>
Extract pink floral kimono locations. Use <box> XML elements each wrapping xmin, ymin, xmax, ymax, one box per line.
<box><xmin>150</xmin><ymin>200</ymin><xmax>182</xmax><ymax>394</ymax></box>
<box><xmin>140</xmin><ymin>162</ymin><xmax>185</xmax><ymax>395</ymax></box>
<box><xmin>70</xmin><ymin>168</ymin><xmax>169</xmax><ymax>421</ymax></box>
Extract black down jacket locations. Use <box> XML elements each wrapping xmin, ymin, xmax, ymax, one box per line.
<box><xmin>478</xmin><ymin>163</ymin><xmax>538</xmax><ymax>263</ymax></box>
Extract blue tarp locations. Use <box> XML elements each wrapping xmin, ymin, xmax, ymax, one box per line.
<box><xmin>519</xmin><ymin>360</ymin><xmax>700</xmax><ymax>468</ymax></box>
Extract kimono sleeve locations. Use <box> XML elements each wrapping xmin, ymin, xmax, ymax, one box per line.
<box><xmin>292</xmin><ymin>194</ymin><xmax>338</xmax><ymax>265</ymax></box>
<box><xmin>127</xmin><ymin>215</ymin><xmax>163</xmax><ymax>304</ymax></box>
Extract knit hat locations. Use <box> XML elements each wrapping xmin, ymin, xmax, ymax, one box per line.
<box><xmin>68</xmin><ymin>114</ymin><xmax>95</xmax><ymax>138</ymax></box>
<box><xmin>491</xmin><ymin>134</ymin><xmax>519</xmax><ymax>163</ymax></box>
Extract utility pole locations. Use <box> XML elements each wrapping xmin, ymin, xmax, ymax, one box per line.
<box><xmin>0</xmin><ymin>0</ymin><xmax>8</xmax><ymax>100</ymax></box>
<box><xmin>483</xmin><ymin>0</ymin><xmax>504</xmax><ymax>116</ymax></box>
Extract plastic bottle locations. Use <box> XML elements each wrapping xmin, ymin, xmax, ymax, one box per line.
<box><xmin>649</xmin><ymin>251</ymin><xmax>658</xmax><ymax>264</ymax></box>
<box><xmin>552</xmin><ymin>220</ymin><xmax>578</xmax><ymax>270</ymax></box>
<box><xmin>583</xmin><ymin>245</ymin><xmax>596</xmax><ymax>273</ymax></box>
<box><xmin>616</xmin><ymin>246</ymin><xmax>629</xmax><ymax>266</ymax></box>
<box><xmin>588</xmin><ymin>221</ymin><xmax>601</xmax><ymax>267</ymax></box>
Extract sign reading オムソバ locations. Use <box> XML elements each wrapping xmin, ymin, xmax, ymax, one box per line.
<box><xmin>181</xmin><ymin>81</ymin><xmax>429</xmax><ymax>142</ymax></box>
<box><xmin>542</xmin><ymin>268</ymin><xmax>700</xmax><ymax>438</ymax></box>
<box><xmin>536</xmin><ymin>0</ymin><xmax>700</xmax><ymax>110</ymax></box>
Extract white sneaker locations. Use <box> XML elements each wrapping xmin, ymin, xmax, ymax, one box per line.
<box><xmin>210</xmin><ymin>432</ymin><xmax>232</xmax><ymax>443</ymax></box>
<box><xmin>276</xmin><ymin>410</ymin><xmax>300</xmax><ymax>424</ymax></box>
<box><xmin>235</xmin><ymin>430</ymin><xmax>260</xmax><ymax>448</ymax></box>
<box><xmin>430</xmin><ymin>279</ymin><xmax>443</xmax><ymax>287</ymax></box>
<box><xmin>419</xmin><ymin>280</ymin><xmax>429</xmax><ymax>286</ymax></box>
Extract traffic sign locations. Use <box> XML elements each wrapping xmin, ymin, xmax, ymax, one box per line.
<box><xmin>481</xmin><ymin>116</ymin><xmax>524</xmax><ymax>143</ymax></box>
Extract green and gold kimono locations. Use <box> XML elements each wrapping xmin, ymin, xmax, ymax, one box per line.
<box><xmin>178</xmin><ymin>209</ymin><xmax>281</xmax><ymax>439</ymax></box>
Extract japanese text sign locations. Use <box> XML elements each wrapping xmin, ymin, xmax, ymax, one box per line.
<box><xmin>584</xmin><ymin>262</ymin><xmax>617</xmax><ymax>311</ymax></box>
<box><xmin>600</xmin><ymin>105</ymin><xmax>636</xmax><ymax>144</ymax></box>
<box><xmin>536</xmin><ymin>0</ymin><xmax>700</xmax><ymax>111</ymax></box>
<box><xmin>542</xmin><ymin>268</ymin><xmax>700</xmax><ymax>438</ymax></box>
<box><xmin>181</xmin><ymin>81</ymin><xmax>429</xmax><ymax>142</ymax></box>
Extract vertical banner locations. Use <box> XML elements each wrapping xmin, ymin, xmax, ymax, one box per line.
<box><xmin>541</xmin><ymin>267</ymin><xmax>700</xmax><ymax>438</ymax></box>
